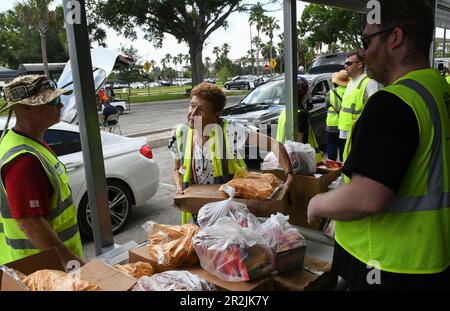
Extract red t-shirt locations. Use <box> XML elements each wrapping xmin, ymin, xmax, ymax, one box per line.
<box><xmin>1</xmin><ymin>135</ymin><xmax>54</xmax><ymax>219</ymax></box>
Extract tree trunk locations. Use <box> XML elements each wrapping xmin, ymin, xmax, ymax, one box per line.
<box><xmin>40</xmin><ymin>33</ymin><xmax>50</xmax><ymax>79</ymax></box>
<box><xmin>256</xmin><ymin>30</ymin><xmax>260</xmax><ymax>75</ymax></box>
<box><xmin>250</xmin><ymin>25</ymin><xmax>254</xmax><ymax>75</ymax></box>
<box><xmin>190</xmin><ymin>43</ymin><xmax>204</xmax><ymax>86</ymax></box>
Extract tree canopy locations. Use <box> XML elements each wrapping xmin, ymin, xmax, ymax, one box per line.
<box><xmin>94</xmin><ymin>0</ymin><xmax>244</xmax><ymax>86</ymax></box>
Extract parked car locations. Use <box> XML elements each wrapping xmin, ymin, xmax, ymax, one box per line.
<box><xmin>308</xmin><ymin>52</ymin><xmax>346</xmax><ymax>74</ymax></box>
<box><xmin>223</xmin><ymin>75</ymin><xmax>260</xmax><ymax>90</ymax></box>
<box><xmin>0</xmin><ymin>117</ymin><xmax>160</xmax><ymax>238</ymax></box>
<box><xmin>204</xmin><ymin>78</ymin><xmax>217</xmax><ymax>84</ymax></box>
<box><xmin>158</xmin><ymin>80</ymin><xmax>172</xmax><ymax>87</ymax></box>
<box><xmin>173</xmin><ymin>78</ymin><xmax>192</xmax><ymax>86</ymax></box>
<box><xmin>112</xmin><ymin>82</ymin><xmax>129</xmax><ymax>89</ymax></box>
<box><xmin>222</xmin><ymin>73</ymin><xmax>332</xmax><ymax>167</ymax></box>
<box><xmin>146</xmin><ymin>81</ymin><xmax>161</xmax><ymax>88</ymax></box>
<box><xmin>130</xmin><ymin>82</ymin><xmax>146</xmax><ymax>89</ymax></box>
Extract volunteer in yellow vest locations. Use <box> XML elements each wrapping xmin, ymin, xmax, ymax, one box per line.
<box><xmin>326</xmin><ymin>70</ymin><xmax>348</xmax><ymax>161</ymax></box>
<box><xmin>307</xmin><ymin>0</ymin><xmax>450</xmax><ymax>290</ymax></box>
<box><xmin>338</xmin><ymin>51</ymin><xmax>381</xmax><ymax>146</ymax></box>
<box><xmin>276</xmin><ymin>77</ymin><xmax>324</xmax><ymax>163</ymax></box>
<box><xmin>169</xmin><ymin>83</ymin><xmax>294</xmax><ymax>225</ymax></box>
<box><xmin>0</xmin><ymin>75</ymin><xmax>84</xmax><ymax>266</ymax></box>
<box><xmin>446</xmin><ymin>59</ymin><xmax>450</xmax><ymax>84</ymax></box>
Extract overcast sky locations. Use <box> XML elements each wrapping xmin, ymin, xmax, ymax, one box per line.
<box><xmin>0</xmin><ymin>0</ymin><xmax>308</xmax><ymax>67</ymax></box>
<box><xmin>1</xmin><ymin>0</ymin><xmax>446</xmax><ymax>67</ymax></box>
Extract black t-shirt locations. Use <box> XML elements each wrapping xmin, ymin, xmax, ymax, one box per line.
<box><xmin>342</xmin><ymin>90</ymin><xmax>419</xmax><ymax>192</ymax></box>
<box><xmin>334</xmin><ymin>90</ymin><xmax>443</xmax><ymax>289</ymax></box>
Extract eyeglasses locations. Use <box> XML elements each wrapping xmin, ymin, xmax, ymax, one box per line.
<box><xmin>5</xmin><ymin>79</ymin><xmax>56</xmax><ymax>102</ymax></box>
<box><xmin>7</xmin><ymin>85</ymin><xmax>30</xmax><ymax>102</ymax></box>
<box><xmin>361</xmin><ymin>27</ymin><xmax>395</xmax><ymax>49</ymax></box>
<box><xmin>344</xmin><ymin>61</ymin><xmax>358</xmax><ymax>67</ymax></box>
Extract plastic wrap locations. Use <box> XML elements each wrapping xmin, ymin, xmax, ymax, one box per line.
<box><xmin>192</xmin><ymin>217</ymin><xmax>274</xmax><ymax>282</ymax></box>
<box><xmin>197</xmin><ymin>185</ymin><xmax>261</xmax><ymax>230</ymax></box>
<box><xmin>284</xmin><ymin>141</ymin><xmax>316</xmax><ymax>174</ymax></box>
<box><xmin>22</xmin><ymin>269</ymin><xmax>99</xmax><ymax>291</ymax></box>
<box><xmin>257</xmin><ymin>213</ymin><xmax>306</xmax><ymax>253</ymax></box>
<box><xmin>219</xmin><ymin>170</ymin><xmax>283</xmax><ymax>200</ymax></box>
<box><xmin>132</xmin><ymin>270</ymin><xmax>215</xmax><ymax>291</ymax></box>
<box><xmin>141</xmin><ymin>221</ymin><xmax>201</xmax><ymax>270</ymax></box>
<box><xmin>113</xmin><ymin>262</ymin><xmax>154</xmax><ymax>279</ymax></box>
<box><xmin>0</xmin><ymin>265</ymin><xmax>28</xmax><ymax>290</ymax></box>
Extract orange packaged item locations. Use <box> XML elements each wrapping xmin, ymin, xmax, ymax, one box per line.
<box><xmin>142</xmin><ymin>222</ymin><xmax>201</xmax><ymax>271</ymax></box>
<box><xmin>23</xmin><ymin>269</ymin><xmax>99</xmax><ymax>291</ymax></box>
<box><xmin>219</xmin><ymin>170</ymin><xmax>282</xmax><ymax>200</ymax></box>
<box><xmin>113</xmin><ymin>262</ymin><xmax>154</xmax><ymax>279</ymax></box>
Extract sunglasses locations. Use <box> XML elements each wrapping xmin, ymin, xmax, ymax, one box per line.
<box><xmin>361</xmin><ymin>27</ymin><xmax>395</xmax><ymax>50</ymax></box>
<box><xmin>344</xmin><ymin>61</ymin><xmax>358</xmax><ymax>67</ymax></box>
<box><xmin>48</xmin><ymin>96</ymin><xmax>61</xmax><ymax>106</ymax></box>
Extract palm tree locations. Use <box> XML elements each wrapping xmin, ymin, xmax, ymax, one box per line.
<box><xmin>248</xmin><ymin>2</ymin><xmax>265</xmax><ymax>75</ymax></box>
<box><xmin>212</xmin><ymin>46</ymin><xmax>221</xmax><ymax>61</ymax></box>
<box><xmin>15</xmin><ymin>0</ymin><xmax>56</xmax><ymax>78</ymax></box>
<box><xmin>262</xmin><ymin>16</ymin><xmax>280</xmax><ymax>74</ymax></box>
<box><xmin>163</xmin><ymin>53</ymin><xmax>172</xmax><ymax>68</ymax></box>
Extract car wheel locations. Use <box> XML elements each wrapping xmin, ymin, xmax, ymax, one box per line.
<box><xmin>117</xmin><ymin>106</ymin><xmax>124</xmax><ymax>115</ymax></box>
<box><xmin>77</xmin><ymin>180</ymin><xmax>132</xmax><ymax>239</ymax></box>
<box><xmin>225</xmin><ymin>84</ymin><xmax>230</xmax><ymax>90</ymax></box>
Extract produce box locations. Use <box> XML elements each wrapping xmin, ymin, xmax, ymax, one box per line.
<box><xmin>274</xmin><ymin>255</ymin><xmax>337</xmax><ymax>291</ymax></box>
<box><xmin>263</xmin><ymin>168</ymin><xmax>342</xmax><ymax>230</ymax></box>
<box><xmin>274</xmin><ymin>245</ymin><xmax>307</xmax><ymax>274</ymax></box>
<box><xmin>184</xmin><ymin>266</ymin><xmax>274</xmax><ymax>291</ymax></box>
<box><xmin>173</xmin><ymin>184</ymin><xmax>289</xmax><ymax>218</ymax></box>
<box><xmin>1</xmin><ymin>248</ymin><xmax>136</xmax><ymax>291</ymax></box>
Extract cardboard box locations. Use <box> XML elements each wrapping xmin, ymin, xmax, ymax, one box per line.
<box><xmin>1</xmin><ymin>248</ymin><xmax>136</xmax><ymax>291</ymax></box>
<box><xmin>185</xmin><ymin>266</ymin><xmax>274</xmax><ymax>291</ymax></box>
<box><xmin>275</xmin><ymin>245</ymin><xmax>306</xmax><ymax>274</ymax></box>
<box><xmin>263</xmin><ymin>168</ymin><xmax>341</xmax><ymax>230</ymax></box>
<box><xmin>274</xmin><ymin>255</ymin><xmax>337</xmax><ymax>291</ymax></box>
<box><xmin>173</xmin><ymin>184</ymin><xmax>289</xmax><ymax>218</ymax></box>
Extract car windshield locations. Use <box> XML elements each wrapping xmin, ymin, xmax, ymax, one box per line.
<box><xmin>241</xmin><ymin>76</ymin><xmax>314</xmax><ymax>106</ymax></box>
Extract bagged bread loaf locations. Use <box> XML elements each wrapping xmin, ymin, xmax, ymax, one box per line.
<box><xmin>219</xmin><ymin>169</ymin><xmax>282</xmax><ymax>200</ymax></box>
<box><xmin>141</xmin><ymin>221</ymin><xmax>201</xmax><ymax>271</ymax></box>
<box><xmin>113</xmin><ymin>262</ymin><xmax>154</xmax><ymax>279</ymax></box>
<box><xmin>23</xmin><ymin>269</ymin><xmax>99</xmax><ymax>291</ymax></box>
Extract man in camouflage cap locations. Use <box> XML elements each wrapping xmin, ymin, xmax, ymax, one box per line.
<box><xmin>0</xmin><ymin>75</ymin><xmax>84</xmax><ymax>266</ymax></box>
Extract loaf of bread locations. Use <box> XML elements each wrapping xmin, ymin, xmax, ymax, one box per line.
<box><xmin>113</xmin><ymin>262</ymin><xmax>154</xmax><ymax>279</ymax></box>
<box><xmin>23</xmin><ymin>269</ymin><xmax>99</xmax><ymax>291</ymax></box>
<box><xmin>219</xmin><ymin>171</ymin><xmax>282</xmax><ymax>200</ymax></box>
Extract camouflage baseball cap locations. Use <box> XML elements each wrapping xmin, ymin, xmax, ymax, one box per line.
<box><xmin>0</xmin><ymin>75</ymin><xmax>72</xmax><ymax>113</ymax></box>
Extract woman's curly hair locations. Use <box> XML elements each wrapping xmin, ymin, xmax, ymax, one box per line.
<box><xmin>190</xmin><ymin>83</ymin><xmax>226</xmax><ymax>113</ymax></box>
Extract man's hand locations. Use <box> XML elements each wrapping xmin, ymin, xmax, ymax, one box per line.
<box><xmin>175</xmin><ymin>185</ymin><xmax>184</xmax><ymax>195</ymax></box>
<box><xmin>283</xmin><ymin>173</ymin><xmax>295</xmax><ymax>204</ymax></box>
<box><xmin>307</xmin><ymin>194</ymin><xmax>323</xmax><ymax>226</ymax></box>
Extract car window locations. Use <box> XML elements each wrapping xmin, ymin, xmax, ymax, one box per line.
<box><xmin>242</xmin><ymin>79</ymin><xmax>285</xmax><ymax>105</ymax></box>
<box><xmin>311</xmin><ymin>80</ymin><xmax>330</xmax><ymax>96</ymax></box>
<box><xmin>44</xmin><ymin>129</ymin><xmax>82</xmax><ymax>156</ymax></box>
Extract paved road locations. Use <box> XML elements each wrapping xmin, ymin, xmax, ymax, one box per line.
<box><xmin>119</xmin><ymin>95</ymin><xmax>243</xmax><ymax>135</ymax></box>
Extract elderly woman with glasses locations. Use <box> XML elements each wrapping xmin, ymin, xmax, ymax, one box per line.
<box><xmin>169</xmin><ymin>82</ymin><xmax>294</xmax><ymax>224</ymax></box>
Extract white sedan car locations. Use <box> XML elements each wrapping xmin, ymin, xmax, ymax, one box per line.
<box><xmin>0</xmin><ymin>118</ymin><xmax>160</xmax><ymax>238</ymax></box>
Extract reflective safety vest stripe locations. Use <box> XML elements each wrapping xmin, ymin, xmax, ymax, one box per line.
<box><xmin>175</xmin><ymin>120</ymin><xmax>246</xmax><ymax>224</ymax></box>
<box><xmin>326</xmin><ymin>85</ymin><xmax>346</xmax><ymax>131</ymax></box>
<box><xmin>336</xmin><ymin>69</ymin><xmax>450</xmax><ymax>274</ymax></box>
<box><xmin>338</xmin><ymin>75</ymin><xmax>370</xmax><ymax>132</ymax></box>
<box><xmin>276</xmin><ymin>108</ymin><xmax>324</xmax><ymax>163</ymax></box>
<box><xmin>0</xmin><ymin>131</ymin><xmax>83</xmax><ymax>265</ymax></box>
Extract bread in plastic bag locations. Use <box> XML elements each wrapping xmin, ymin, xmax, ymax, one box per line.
<box><xmin>113</xmin><ymin>262</ymin><xmax>154</xmax><ymax>279</ymax></box>
<box><xmin>22</xmin><ymin>269</ymin><xmax>99</xmax><ymax>291</ymax></box>
<box><xmin>284</xmin><ymin>140</ymin><xmax>316</xmax><ymax>174</ymax></box>
<box><xmin>0</xmin><ymin>265</ymin><xmax>28</xmax><ymax>290</ymax></box>
<box><xmin>197</xmin><ymin>184</ymin><xmax>261</xmax><ymax>230</ymax></box>
<box><xmin>132</xmin><ymin>270</ymin><xmax>215</xmax><ymax>291</ymax></box>
<box><xmin>257</xmin><ymin>213</ymin><xmax>306</xmax><ymax>253</ymax></box>
<box><xmin>192</xmin><ymin>217</ymin><xmax>274</xmax><ymax>282</ymax></box>
<box><xmin>141</xmin><ymin>221</ymin><xmax>200</xmax><ymax>271</ymax></box>
<box><xmin>219</xmin><ymin>169</ymin><xmax>283</xmax><ymax>200</ymax></box>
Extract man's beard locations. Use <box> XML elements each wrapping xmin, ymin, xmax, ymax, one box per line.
<box><xmin>367</xmin><ymin>48</ymin><xmax>390</xmax><ymax>85</ymax></box>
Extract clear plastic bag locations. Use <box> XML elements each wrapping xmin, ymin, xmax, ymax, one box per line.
<box><xmin>257</xmin><ymin>213</ymin><xmax>306</xmax><ymax>253</ymax></box>
<box><xmin>0</xmin><ymin>265</ymin><xmax>28</xmax><ymax>290</ymax></box>
<box><xmin>192</xmin><ymin>217</ymin><xmax>274</xmax><ymax>282</ymax></box>
<box><xmin>132</xmin><ymin>270</ymin><xmax>216</xmax><ymax>291</ymax></box>
<box><xmin>197</xmin><ymin>185</ymin><xmax>261</xmax><ymax>230</ymax></box>
<box><xmin>284</xmin><ymin>140</ymin><xmax>316</xmax><ymax>174</ymax></box>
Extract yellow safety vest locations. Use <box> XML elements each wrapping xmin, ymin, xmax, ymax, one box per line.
<box><xmin>0</xmin><ymin>130</ymin><xmax>83</xmax><ymax>265</ymax></box>
<box><xmin>446</xmin><ymin>75</ymin><xmax>450</xmax><ymax>84</ymax></box>
<box><xmin>338</xmin><ymin>75</ymin><xmax>371</xmax><ymax>132</ymax></box>
<box><xmin>276</xmin><ymin>108</ymin><xmax>324</xmax><ymax>163</ymax></box>
<box><xmin>326</xmin><ymin>85</ymin><xmax>346</xmax><ymax>131</ymax></box>
<box><xmin>175</xmin><ymin>120</ymin><xmax>246</xmax><ymax>224</ymax></box>
<box><xmin>336</xmin><ymin>68</ymin><xmax>450</xmax><ymax>274</ymax></box>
